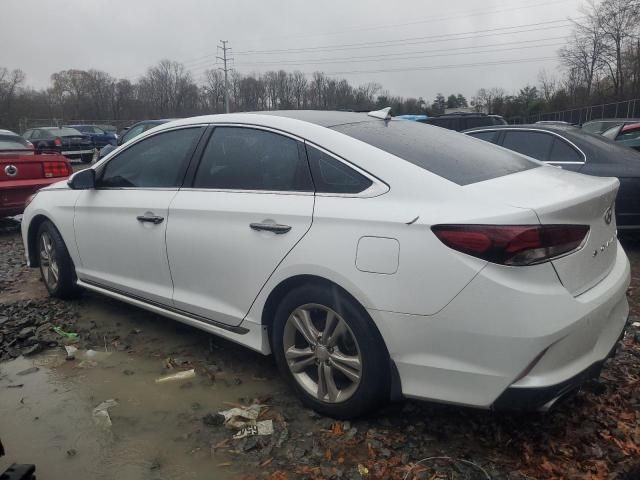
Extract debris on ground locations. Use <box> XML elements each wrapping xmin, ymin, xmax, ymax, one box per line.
<box><xmin>233</xmin><ymin>420</ymin><xmax>274</xmax><ymax>440</ymax></box>
<box><xmin>219</xmin><ymin>404</ymin><xmax>267</xmax><ymax>430</ymax></box>
<box><xmin>92</xmin><ymin>399</ymin><xmax>118</xmax><ymax>428</ymax></box>
<box><xmin>53</xmin><ymin>326</ymin><xmax>79</xmax><ymax>339</ymax></box>
<box><xmin>16</xmin><ymin>367</ymin><xmax>38</xmax><ymax>376</ymax></box>
<box><xmin>155</xmin><ymin>368</ymin><xmax>196</xmax><ymax>383</ymax></box>
<box><xmin>64</xmin><ymin>345</ymin><xmax>77</xmax><ymax>360</ymax></box>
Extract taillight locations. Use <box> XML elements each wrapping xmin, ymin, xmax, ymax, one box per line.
<box><xmin>43</xmin><ymin>161</ymin><xmax>72</xmax><ymax>178</ymax></box>
<box><xmin>54</xmin><ymin>137</ymin><xmax>62</xmax><ymax>147</ymax></box>
<box><xmin>431</xmin><ymin>224</ymin><xmax>590</xmax><ymax>266</ymax></box>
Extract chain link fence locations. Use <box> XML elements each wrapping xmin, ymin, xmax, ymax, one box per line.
<box><xmin>509</xmin><ymin>98</ymin><xmax>640</xmax><ymax>125</ymax></box>
<box><xmin>17</xmin><ymin>118</ymin><xmax>139</xmax><ymax>133</ymax></box>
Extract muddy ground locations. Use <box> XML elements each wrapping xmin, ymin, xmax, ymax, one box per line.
<box><xmin>0</xmin><ymin>219</ymin><xmax>639</xmax><ymax>480</ymax></box>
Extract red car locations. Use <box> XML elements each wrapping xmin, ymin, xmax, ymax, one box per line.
<box><xmin>1</xmin><ymin>129</ymin><xmax>73</xmax><ymax>217</ymax></box>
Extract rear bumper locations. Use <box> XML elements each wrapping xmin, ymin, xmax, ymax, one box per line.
<box><xmin>0</xmin><ymin>178</ymin><xmax>64</xmax><ymax>217</ymax></box>
<box><xmin>492</xmin><ymin>320</ymin><xmax>626</xmax><ymax>411</ymax></box>
<box><xmin>368</xmin><ymin>245</ymin><xmax>630</xmax><ymax>410</ymax></box>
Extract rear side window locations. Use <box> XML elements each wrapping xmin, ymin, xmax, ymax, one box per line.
<box><xmin>100</xmin><ymin>127</ymin><xmax>201</xmax><ymax>188</ymax></box>
<box><xmin>193</xmin><ymin>127</ymin><xmax>313</xmax><ymax>192</ymax></box>
<box><xmin>502</xmin><ymin>131</ymin><xmax>554</xmax><ymax>161</ymax></box>
<box><xmin>333</xmin><ymin>120</ymin><xmax>538</xmax><ymax>185</ymax></box>
<box><xmin>422</xmin><ymin>117</ymin><xmax>457</xmax><ymax>130</ymax></box>
<box><xmin>305</xmin><ymin>145</ymin><xmax>372</xmax><ymax>194</ymax></box>
<box><xmin>463</xmin><ymin>117</ymin><xmax>492</xmax><ymax>129</ymax></box>
<box><xmin>548</xmin><ymin>138</ymin><xmax>583</xmax><ymax>163</ymax></box>
<box><xmin>467</xmin><ymin>130</ymin><xmax>500</xmax><ymax>143</ymax></box>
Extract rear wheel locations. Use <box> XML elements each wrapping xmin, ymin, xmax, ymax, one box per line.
<box><xmin>37</xmin><ymin>221</ymin><xmax>82</xmax><ymax>299</ymax></box>
<box><xmin>272</xmin><ymin>284</ymin><xmax>389</xmax><ymax>418</ymax></box>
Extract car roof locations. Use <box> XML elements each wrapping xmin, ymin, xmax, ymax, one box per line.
<box><xmin>255</xmin><ymin>110</ymin><xmax>376</xmax><ymax>127</ymax></box>
<box><xmin>583</xmin><ymin>118</ymin><xmax>640</xmax><ymax>124</ymax></box>
<box><xmin>463</xmin><ymin>124</ymin><xmax>578</xmax><ymax>133</ymax></box>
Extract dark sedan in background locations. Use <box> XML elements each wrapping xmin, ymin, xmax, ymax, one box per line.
<box><xmin>22</xmin><ymin>127</ymin><xmax>95</xmax><ymax>163</ymax></box>
<box><xmin>464</xmin><ymin>124</ymin><xmax>640</xmax><ymax>230</ymax></box>
<box><xmin>66</xmin><ymin>124</ymin><xmax>117</xmax><ymax>148</ymax></box>
<box><xmin>98</xmin><ymin>119</ymin><xmax>175</xmax><ymax>159</ymax></box>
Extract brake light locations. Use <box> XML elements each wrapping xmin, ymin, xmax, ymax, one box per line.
<box><xmin>54</xmin><ymin>137</ymin><xmax>62</xmax><ymax>147</ymax></box>
<box><xmin>431</xmin><ymin>224</ymin><xmax>590</xmax><ymax>266</ymax></box>
<box><xmin>43</xmin><ymin>161</ymin><xmax>72</xmax><ymax>178</ymax></box>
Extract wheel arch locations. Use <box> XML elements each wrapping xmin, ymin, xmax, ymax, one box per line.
<box><xmin>261</xmin><ymin>273</ymin><xmax>403</xmax><ymax>402</ymax></box>
<box><xmin>26</xmin><ymin>214</ymin><xmax>54</xmax><ymax>267</ymax></box>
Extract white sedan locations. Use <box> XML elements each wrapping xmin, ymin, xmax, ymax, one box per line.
<box><xmin>21</xmin><ymin>110</ymin><xmax>630</xmax><ymax>418</ymax></box>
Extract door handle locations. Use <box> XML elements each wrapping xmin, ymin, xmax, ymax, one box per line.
<box><xmin>250</xmin><ymin>222</ymin><xmax>292</xmax><ymax>234</ymax></box>
<box><xmin>137</xmin><ymin>214</ymin><xmax>164</xmax><ymax>225</ymax></box>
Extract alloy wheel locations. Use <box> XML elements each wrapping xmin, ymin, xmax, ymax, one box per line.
<box><xmin>283</xmin><ymin>304</ymin><xmax>362</xmax><ymax>403</ymax></box>
<box><xmin>39</xmin><ymin>231</ymin><xmax>59</xmax><ymax>291</ymax></box>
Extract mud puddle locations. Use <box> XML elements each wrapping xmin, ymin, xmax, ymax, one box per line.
<box><xmin>0</xmin><ymin>349</ymin><xmax>281</xmax><ymax>480</ymax></box>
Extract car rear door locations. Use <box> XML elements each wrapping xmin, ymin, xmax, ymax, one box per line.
<box><xmin>166</xmin><ymin>125</ymin><xmax>315</xmax><ymax>327</ymax></box>
<box><xmin>73</xmin><ymin>126</ymin><xmax>203</xmax><ymax>304</ymax></box>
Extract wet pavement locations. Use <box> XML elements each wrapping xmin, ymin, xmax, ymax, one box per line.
<box><xmin>1</xmin><ymin>222</ymin><xmax>640</xmax><ymax>479</ymax></box>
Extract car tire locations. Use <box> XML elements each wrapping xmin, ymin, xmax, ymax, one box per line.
<box><xmin>36</xmin><ymin>221</ymin><xmax>82</xmax><ymax>299</ymax></box>
<box><xmin>272</xmin><ymin>283</ymin><xmax>390</xmax><ymax>418</ymax></box>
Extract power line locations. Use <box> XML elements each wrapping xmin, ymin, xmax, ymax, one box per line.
<box><xmin>231</xmin><ymin>18</ymin><xmax>580</xmax><ymax>56</ymax></box>
<box><xmin>229</xmin><ymin>41</ymin><xmax>564</xmax><ymax>68</ymax></box>
<box><xmin>310</xmin><ymin>56</ymin><xmax>559</xmax><ymax>76</ymax></box>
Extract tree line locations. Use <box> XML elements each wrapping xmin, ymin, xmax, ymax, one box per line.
<box><xmin>0</xmin><ymin>62</ymin><xmax>428</xmax><ymax>131</ymax></box>
<box><xmin>0</xmin><ymin>0</ymin><xmax>638</xmax><ymax>131</ymax></box>
<box><xmin>464</xmin><ymin>0</ymin><xmax>640</xmax><ymax>121</ymax></box>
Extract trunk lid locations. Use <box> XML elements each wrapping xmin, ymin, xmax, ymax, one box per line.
<box><xmin>465</xmin><ymin>165</ymin><xmax>619</xmax><ymax>295</ymax></box>
<box><xmin>0</xmin><ymin>152</ymin><xmax>43</xmax><ymax>181</ymax></box>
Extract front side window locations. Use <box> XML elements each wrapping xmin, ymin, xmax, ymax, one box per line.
<box><xmin>193</xmin><ymin>127</ymin><xmax>313</xmax><ymax>192</ymax></box>
<box><xmin>548</xmin><ymin>138</ymin><xmax>583</xmax><ymax>163</ymax></box>
<box><xmin>501</xmin><ymin>131</ymin><xmax>554</xmax><ymax>161</ymax></box>
<box><xmin>305</xmin><ymin>145</ymin><xmax>372</xmax><ymax>194</ymax></box>
<box><xmin>99</xmin><ymin>127</ymin><xmax>201</xmax><ymax>188</ymax></box>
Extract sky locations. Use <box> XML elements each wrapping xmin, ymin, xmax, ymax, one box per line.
<box><xmin>0</xmin><ymin>0</ymin><xmax>584</xmax><ymax>101</ymax></box>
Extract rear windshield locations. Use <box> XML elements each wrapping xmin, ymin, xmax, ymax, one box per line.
<box><xmin>332</xmin><ymin>120</ymin><xmax>539</xmax><ymax>185</ymax></box>
<box><xmin>0</xmin><ymin>134</ymin><xmax>30</xmax><ymax>150</ymax></box>
<box><xmin>47</xmin><ymin>128</ymin><xmax>82</xmax><ymax>136</ymax></box>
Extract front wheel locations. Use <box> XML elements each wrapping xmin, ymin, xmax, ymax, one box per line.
<box><xmin>37</xmin><ymin>221</ymin><xmax>82</xmax><ymax>299</ymax></box>
<box><xmin>272</xmin><ymin>284</ymin><xmax>390</xmax><ymax>418</ymax></box>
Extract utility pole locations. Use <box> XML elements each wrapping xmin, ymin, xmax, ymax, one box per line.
<box><xmin>217</xmin><ymin>40</ymin><xmax>232</xmax><ymax>113</ymax></box>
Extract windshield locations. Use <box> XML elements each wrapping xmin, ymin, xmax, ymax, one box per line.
<box><xmin>0</xmin><ymin>134</ymin><xmax>30</xmax><ymax>150</ymax></box>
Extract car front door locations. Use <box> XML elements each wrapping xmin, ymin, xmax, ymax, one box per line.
<box><xmin>166</xmin><ymin>125</ymin><xmax>315</xmax><ymax>326</ymax></box>
<box><xmin>73</xmin><ymin>126</ymin><xmax>203</xmax><ymax>304</ymax></box>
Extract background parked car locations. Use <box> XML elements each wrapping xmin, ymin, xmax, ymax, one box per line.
<box><xmin>417</xmin><ymin>112</ymin><xmax>507</xmax><ymax>131</ymax></box>
<box><xmin>22</xmin><ymin>127</ymin><xmax>95</xmax><ymax>163</ymax></box>
<box><xmin>581</xmin><ymin>118</ymin><xmax>640</xmax><ymax>134</ymax></box>
<box><xmin>98</xmin><ymin>119</ymin><xmax>175</xmax><ymax>159</ymax></box>
<box><xmin>464</xmin><ymin>124</ymin><xmax>640</xmax><ymax>230</ymax></box>
<box><xmin>602</xmin><ymin>122</ymin><xmax>640</xmax><ymax>152</ymax></box>
<box><xmin>0</xmin><ymin>129</ymin><xmax>72</xmax><ymax>217</ymax></box>
<box><xmin>66</xmin><ymin>124</ymin><xmax>117</xmax><ymax>148</ymax></box>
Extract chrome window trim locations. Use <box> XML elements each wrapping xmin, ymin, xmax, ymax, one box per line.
<box><xmin>94</xmin><ymin>124</ymin><xmax>208</xmax><ymax>190</ymax></box>
<box><xmin>465</xmin><ymin>127</ymin><xmax>587</xmax><ymax>164</ymax></box>
<box><xmin>303</xmin><ymin>141</ymin><xmax>390</xmax><ymax>198</ymax></box>
<box><xmin>188</xmin><ymin>122</ymin><xmax>388</xmax><ymax>198</ymax></box>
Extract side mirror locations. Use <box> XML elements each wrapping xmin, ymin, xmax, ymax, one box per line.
<box><xmin>68</xmin><ymin>168</ymin><xmax>96</xmax><ymax>190</ymax></box>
